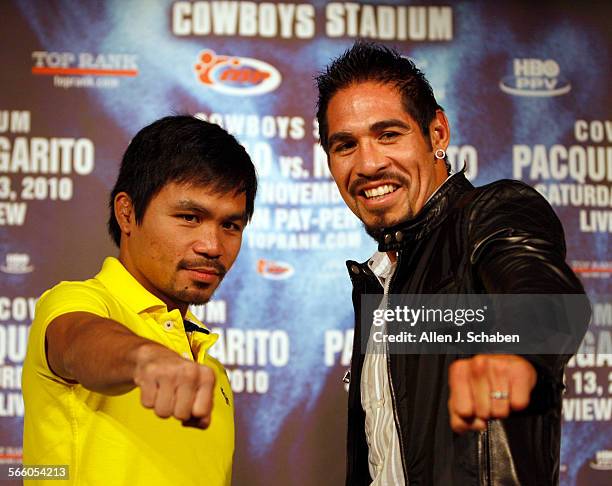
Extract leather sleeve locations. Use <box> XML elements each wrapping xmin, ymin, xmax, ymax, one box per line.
<box><xmin>467</xmin><ymin>180</ymin><xmax>590</xmax><ymax>407</ymax></box>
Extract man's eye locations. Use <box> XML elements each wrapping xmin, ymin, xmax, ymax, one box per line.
<box><xmin>223</xmin><ymin>221</ymin><xmax>242</xmax><ymax>231</ymax></box>
<box><xmin>180</xmin><ymin>214</ymin><xmax>199</xmax><ymax>223</ymax></box>
<box><xmin>333</xmin><ymin>141</ymin><xmax>355</xmax><ymax>153</ymax></box>
<box><xmin>380</xmin><ymin>131</ymin><xmax>399</xmax><ymax>141</ymax></box>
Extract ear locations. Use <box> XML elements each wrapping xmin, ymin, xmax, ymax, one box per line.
<box><xmin>114</xmin><ymin>192</ymin><xmax>135</xmax><ymax>237</ymax></box>
<box><xmin>429</xmin><ymin>110</ymin><xmax>450</xmax><ymax>150</ymax></box>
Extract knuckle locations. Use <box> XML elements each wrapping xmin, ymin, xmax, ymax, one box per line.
<box><xmin>516</xmin><ymin>361</ymin><xmax>536</xmax><ymax>383</ymax></box>
<box><xmin>491</xmin><ymin>358</ymin><xmax>509</xmax><ymax>375</ymax></box>
<box><xmin>490</xmin><ymin>404</ymin><xmax>508</xmax><ymax>418</ymax></box>
<box><xmin>174</xmin><ymin>408</ymin><xmax>190</xmax><ymax>421</ymax></box>
<box><xmin>455</xmin><ymin>402</ymin><xmax>472</xmax><ymax>417</ymax></box>
<box><xmin>179</xmin><ymin>363</ymin><xmax>199</xmax><ymax>383</ymax></box>
<box><xmin>474</xmin><ymin>404</ymin><xmax>489</xmax><ymax>419</ymax></box>
<box><xmin>450</xmin><ymin>416</ymin><xmax>466</xmax><ymax>433</ymax></box>
<box><xmin>139</xmin><ymin>362</ymin><xmax>158</xmax><ymax>380</ymax></box>
<box><xmin>448</xmin><ymin>394</ymin><xmax>467</xmax><ymax>415</ymax></box>
<box><xmin>512</xmin><ymin>396</ymin><xmax>530</xmax><ymax>410</ymax></box>
<box><xmin>198</xmin><ymin>366</ymin><xmax>216</xmax><ymax>384</ymax></box>
<box><xmin>449</xmin><ymin>359</ymin><xmax>467</xmax><ymax>381</ymax></box>
<box><xmin>144</xmin><ymin>362</ymin><xmax>172</xmax><ymax>383</ymax></box>
<box><xmin>155</xmin><ymin>407</ymin><xmax>171</xmax><ymax>419</ymax></box>
<box><xmin>470</xmin><ymin>355</ymin><xmax>488</xmax><ymax>375</ymax></box>
<box><xmin>139</xmin><ymin>386</ymin><xmax>155</xmax><ymax>407</ymax></box>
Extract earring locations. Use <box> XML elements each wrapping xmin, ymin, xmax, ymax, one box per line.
<box><xmin>434</xmin><ymin>148</ymin><xmax>446</xmax><ymax>159</ymax></box>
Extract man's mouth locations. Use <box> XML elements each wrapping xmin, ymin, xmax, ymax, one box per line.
<box><xmin>362</xmin><ymin>184</ymin><xmax>399</xmax><ymax>200</ymax></box>
<box><xmin>181</xmin><ymin>259</ymin><xmax>226</xmax><ymax>274</ymax></box>
<box><xmin>179</xmin><ymin>260</ymin><xmax>227</xmax><ymax>283</ymax></box>
<box><xmin>187</xmin><ymin>267</ymin><xmax>219</xmax><ymax>275</ymax></box>
<box><xmin>183</xmin><ymin>267</ymin><xmax>224</xmax><ymax>285</ymax></box>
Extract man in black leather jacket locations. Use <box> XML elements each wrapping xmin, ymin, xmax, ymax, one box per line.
<box><xmin>316</xmin><ymin>42</ymin><xmax>589</xmax><ymax>485</ymax></box>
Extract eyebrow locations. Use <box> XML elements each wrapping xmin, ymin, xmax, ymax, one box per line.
<box><xmin>370</xmin><ymin>119</ymin><xmax>411</xmax><ymax>132</ymax></box>
<box><xmin>174</xmin><ymin>199</ymin><xmax>247</xmax><ymax>223</ymax></box>
<box><xmin>328</xmin><ymin>118</ymin><xmax>411</xmax><ymax>148</ymax></box>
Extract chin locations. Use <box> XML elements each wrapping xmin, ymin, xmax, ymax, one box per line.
<box><xmin>174</xmin><ymin>288</ymin><xmax>214</xmax><ymax>307</ymax></box>
<box><xmin>187</xmin><ymin>295</ymin><xmax>214</xmax><ymax>307</ymax></box>
<box><xmin>366</xmin><ymin>211</ymin><xmax>408</xmax><ymax>228</ymax></box>
<box><xmin>362</xmin><ymin>217</ymin><xmax>388</xmax><ymax>239</ymax></box>
<box><xmin>190</xmin><ymin>297</ymin><xmax>213</xmax><ymax>306</ymax></box>
<box><xmin>364</xmin><ymin>224</ymin><xmax>384</xmax><ymax>241</ymax></box>
<box><xmin>363</xmin><ymin>213</ymin><xmax>413</xmax><ymax>240</ymax></box>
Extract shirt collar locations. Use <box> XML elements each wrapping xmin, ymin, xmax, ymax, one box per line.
<box><xmin>95</xmin><ymin>257</ymin><xmax>174</xmax><ymax>315</ymax></box>
<box><xmin>367</xmin><ymin>251</ymin><xmax>396</xmax><ymax>287</ymax></box>
<box><xmin>95</xmin><ymin>258</ymin><xmax>213</xmax><ymax>347</ymax></box>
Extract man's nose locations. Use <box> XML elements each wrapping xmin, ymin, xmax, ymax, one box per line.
<box><xmin>355</xmin><ymin>140</ymin><xmax>389</xmax><ymax>177</ymax></box>
<box><xmin>193</xmin><ymin>227</ymin><xmax>223</xmax><ymax>258</ymax></box>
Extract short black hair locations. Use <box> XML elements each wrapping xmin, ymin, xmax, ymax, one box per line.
<box><xmin>108</xmin><ymin>115</ymin><xmax>257</xmax><ymax>247</ymax></box>
<box><xmin>316</xmin><ymin>41</ymin><xmax>444</xmax><ymax>156</ymax></box>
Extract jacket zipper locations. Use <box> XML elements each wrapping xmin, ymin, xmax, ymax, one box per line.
<box><xmin>386</xmin><ymin>352</ymin><xmax>409</xmax><ymax>484</ymax></box>
<box><xmin>482</xmin><ymin>422</ymin><xmax>492</xmax><ymax>486</ymax></box>
<box><xmin>385</xmin><ymin>251</ymin><xmax>409</xmax><ymax>484</ymax></box>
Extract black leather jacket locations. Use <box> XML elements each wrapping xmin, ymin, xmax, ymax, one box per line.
<box><xmin>345</xmin><ymin>172</ymin><xmax>589</xmax><ymax>485</ymax></box>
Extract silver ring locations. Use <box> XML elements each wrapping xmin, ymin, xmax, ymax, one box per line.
<box><xmin>490</xmin><ymin>390</ymin><xmax>509</xmax><ymax>400</ymax></box>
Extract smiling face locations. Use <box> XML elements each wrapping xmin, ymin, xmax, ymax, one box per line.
<box><xmin>326</xmin><ymin>81</ymin><xmax>450</xmax><ymax>234</ymax></box>
<box><xmin>115</xmin><ymin>182</ymin><xmax>246</xmax><ymax>314</ymax></box>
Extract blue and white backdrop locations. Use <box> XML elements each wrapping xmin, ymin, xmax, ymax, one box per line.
<box><xmin>0</xmin><ymin>1</ymin><xmax>610</xmax><ymax>484</ymax></box>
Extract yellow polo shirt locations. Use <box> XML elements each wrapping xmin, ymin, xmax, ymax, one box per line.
<box><xmin>22</xmin><ymin>257</ymin><xmax>234</xmax><ymax>485</ymax></box>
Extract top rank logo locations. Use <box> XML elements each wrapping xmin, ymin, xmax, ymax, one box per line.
<box><xmin>32</xmin><ymin>51</ymin><xmax>139</xmax><ymax>76</ymax></box>
<box><xmin>500</xmin><ymin>58</ymin><xmax>571</xmax><ymax>97</ymax></box>
<box><xmin>32</xmin><ymin>51</ymin><xmax>139</xmax><ymax>89</ymax></box>
<box><xmin>195</xmin><ymin>49</ymin><xmax>281</xmax><ymax>96</ymax></box>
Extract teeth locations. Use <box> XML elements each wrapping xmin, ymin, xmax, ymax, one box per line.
<box><xmin>364</xmin><ymin>184</ymin><xmax>397</xmax><ymax>199</ymax></box>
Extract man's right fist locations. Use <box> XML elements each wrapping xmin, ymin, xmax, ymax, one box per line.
<box><xmin>133</xmin><ymin>343</ymin><xmax>215</xmax><ymax>429</ymax></box>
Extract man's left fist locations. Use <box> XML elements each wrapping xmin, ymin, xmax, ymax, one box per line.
<box><xmin>448</xmin><ymin>354</ymin><xmax>537</xmax><ymax>433</ymax></box>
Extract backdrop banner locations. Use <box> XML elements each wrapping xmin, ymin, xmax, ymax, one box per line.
<box><xmin>0</xmin><ymin>1</ymin><xmax>610</xmax><ymax>485</ymax></box>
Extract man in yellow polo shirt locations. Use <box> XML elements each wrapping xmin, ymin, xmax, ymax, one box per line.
<box><xmin>22</xmin><ymin>115</ymin><xmax>257</xmax><ymax>485</ymax></box>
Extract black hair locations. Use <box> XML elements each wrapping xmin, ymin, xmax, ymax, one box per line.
<box><xmin>316</xmin><ymin>41</ymin><xmax>449</xmax><ymax>171</ymax></box>
<box><xmin>108</xmin><ymin>115</ymin><xmax>257</xmax><ymax>247</ymax></box>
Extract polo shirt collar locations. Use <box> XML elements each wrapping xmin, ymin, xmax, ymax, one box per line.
<box><xmin>95</xmin><ymin>257</ymin><xmax>172</xmax><ymax>315</ymax></box>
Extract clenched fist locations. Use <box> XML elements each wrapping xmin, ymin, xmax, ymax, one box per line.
<box><xmin>133</xmin><ymin>343</ymin><xmax>216</xmax><ymax>429</ymax></box>
<box><xmin>448</xmin><ymin>354</ymin><xmax>536</xmax><ymax>433</ymax></box>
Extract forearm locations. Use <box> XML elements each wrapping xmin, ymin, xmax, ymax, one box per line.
<box><xmin>468</xmin><ymin>190</ymin><xmax>590</xmax><ymax>402</ymax></box>
<box><xmin>47</xmin><ymin>311</ymin><xmax>169</xmax><ymax>395</ymax></box>
<box><xmin>46</xmin><ymin>311</ymin><xmax>215</xmax><ymax>428</ymax></box>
